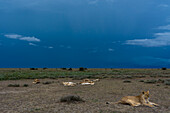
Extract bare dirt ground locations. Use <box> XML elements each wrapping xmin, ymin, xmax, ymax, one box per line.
<box><xmin>0</xmin><ymin>77</ymin><xmax>170</xmax><ymax>113</ymax></box>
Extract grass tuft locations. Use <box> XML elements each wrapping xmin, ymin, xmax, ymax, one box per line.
<box><xmin>42</xmin><ymin>81</ymin><xmax>53</xmax><ymax>85</ymax></box>
<box><xmin>123</xmin><ymin>80</ymin><xmax>131</xmax><ymax>83</ymax></box>
<box><xmin>60</xmin><ymin>95</ymin><xmax>84</xmax><ymax>103</ymax></box>
<box><xmin>23</xmin><ymin>84</ymin><xmax>29</xmax><ymax>87</ymax></box>
<box><xmin>8</xmin><ymin>84</ymin><xmax>20</xmax><ymax>87</ymax></box>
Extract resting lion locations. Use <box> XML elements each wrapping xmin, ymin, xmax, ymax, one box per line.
<box><xmin>107</xmin><ymin>91</ymin><xmax>159</xmax><ymax>107</ymax></box>
<box><xmin>79</xmin><ymin>79</ymin><xmax>95</xmax><ymax>85</ymax></box>
<box><xmin>62</xmin><ymin>82</ymin><xmax>77</xmax><ymax>86</ymax></box>
<box><xmin>32</xmin><ymin>79</ymin><xmax>40</xmax><ymax>84</ymax></box>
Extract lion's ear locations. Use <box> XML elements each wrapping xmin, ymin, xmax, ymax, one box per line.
<box><xmin>147</xmin><ymin>90</ymin><xmax>149</xmax><ymax>94</ymax></box>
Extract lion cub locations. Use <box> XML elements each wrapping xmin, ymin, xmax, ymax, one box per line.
<box><xmin>116</xmin><ymin>91</ymin><xmax>159</xmax><ymax>107</ymax></box>
<box><xmin>107</xmin><ymin>91</ymin><xmax>159</xmax><ymax>107</ymax></box>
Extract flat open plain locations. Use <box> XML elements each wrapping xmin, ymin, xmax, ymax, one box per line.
<box><xmin>0</xmin><ymin>69</ymin><xmax>169</xmax><ymax>113</ymax></box>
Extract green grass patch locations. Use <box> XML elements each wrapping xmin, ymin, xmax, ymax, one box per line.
<box><xmin>164</xmin><ymin>79</ymin><xmax>170</xmax><ymax>85</ymax></box>
<box><xmin>1</xmin><ymin>69</ymin><xmax>170</xmax><ymax>81</ymax></box>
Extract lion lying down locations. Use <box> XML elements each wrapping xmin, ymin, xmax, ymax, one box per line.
<box><xmin>62</xmin><ymin>82</ymin><xmax>77</xmax><ymax>86</ymax></box>
<box><xmin>107</xmin><ymin>91</ymin><xmax>159</xmax><ymax>107</ymax></box>
<box><xmin>79</xmin><ymin>79</ymin><xmax>95</xmax><ymax>85</ymax></box>
<box><xmin>32</xmin><ymin>79</ymin><xmax>40</xmax><ymax>84</ymax></box>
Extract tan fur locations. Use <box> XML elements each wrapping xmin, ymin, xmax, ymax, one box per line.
<box><xmin>109</xmin><ymin>91</ymin><xmax>159</xmax><ymax>107</ymax></box>
<box><xmin>62</xmin><ymin>82</ymin><xmax>77</xmax><ymax>86</ymax></box>
<box><xmin>79</xmin><ymin>79</ymin><xmax>95</xmax><ymax>85</ymax></box>
<box><xmin>83</xmin><ymin>79</ymin><xmax>91</xmax><ymax>82</ymax></box>
<box><xmin>92</xmin><ymin>79</ymin><xmax>100</xmax><ymax>82</ymax></box>
<box><xmin>32</xmin><ymin>79</ymin><xmax>40</xmax><ymax>84</ymax></box>
<box><xmin>81</xmin><ymin>81</ymin><xmax>95</xmax><ymax>85</ymax></box>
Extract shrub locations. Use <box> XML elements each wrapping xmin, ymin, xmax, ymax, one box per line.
<box><xmin>144</xmin><ymin>80</ymin><xmax>157</xmax><ymax>84</ymax></box>
<box><xmin>68</xmin><ymin>68</ymin><xmax>72</xmax><ymax>71</ymax></box>
<box><xmin>162</xmin><ymin>67</ymin><xmax>167</xmax><ymax>70</ymax></box>
<box><xmin>123</xmin><ymin>80</ymin><xmax>131</xmax><ymax>83</ymax></box>
<box><xmin>79</xmin><ymin>67</ymin><xmax>85</xmax><ymax>71</ymax></box>
<box><xmin>23</xmin><ymin>84</ymin><xmax>29</xmax><ymax>87</ymax></box>
<box><xmin>43</xmin><ymin>67</ymin><xmax>48</xmax><ymax>70</ymax></box>
<box><xmin>42</xmin><ymin>81</ymin><xmax>53</xmax><ymax>85</ymax></box>
<box><xmin>8</xmin><ymin>84</ymin><xmax>20</xmax><ymax>87</ymax></box>
<box><xmin>30</xmin><ymin>68</ymin><xmax>38</xmax><ymax>70</ymax></box>
<box><xmin>139</xmin><ymin>80</ymin><xmax>144</xmax><ymax>82</ymax></box>
<box><xmin>157</xmin><ymin>79</ymin><xmax>164</xmax><ymax>83</ymax></box>
<box><xmin>60</xmin><ymin>95</ymin><xmax>84</xmax><ymax>103</ymax></box>
<box><xmin>61</xmin><ymin>68</ymin><xmax>67</xmax><ymax>70</ymax></box>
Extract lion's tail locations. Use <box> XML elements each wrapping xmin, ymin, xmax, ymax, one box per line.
<box><xmin>106</xmin><ymin>101</ymin><xmax>121</xmax><ymax>104</ymax></box>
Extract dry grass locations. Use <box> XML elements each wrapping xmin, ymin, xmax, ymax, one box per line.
<box><xmin>0</xmin><ymin>69</ymin><xmax>170</xmax><ymax>113</ymax></box>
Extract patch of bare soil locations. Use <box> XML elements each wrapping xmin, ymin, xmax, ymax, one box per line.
<box><xmin>0</xmin><ymin>78</ymin><xmax>169</xmax><ymax>113</ymax></box>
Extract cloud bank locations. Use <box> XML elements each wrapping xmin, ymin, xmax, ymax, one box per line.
<box><xmin>4</xmin><ymin>34</ymin><xmax>40</xmax><ymax>42</ymax></box>
<box><xmin>4</xmin><ymin>34</ymin><xmax>22</xmax><ymax>39</ymax></box>
<box><xmin>125</xmin><ymin>32</ymin><xmax>170</xmax><ymax>47</ymax></box>
<box><xmin>20</xmin><ymin>37</ymin><xmax>40</xmax><ymax>42</ymax></box>
<box><xmin>158</xmin><ymin>24</ymin><xmax>170</xmax><ymax>30</ymax></box>
<box><xmin>159</xmin><ymin>4</ymin><xmax>169</xmax><ymax>8</ymax></box>
<box><xmin>4</xmin><ymin>34</ymin><xmax>55</xmax><ymax>49</ymax></box>
<box><xmin>48</xmin><ymin>46</ymin><xmax>53</xmax><ymax>49</ymax></box>
<box><xmin>29</xmin><ymin>43</ymin><xmax>37</xmax><ymax>46</ymax></box>
<box><xmin>108</xmin><ymin>48</ymin><xmax>114</xmax><ymax>51</ymax></box>
<box><xmin>125</xmin><ymin>22</ymin><xmax>170</xmax><ymax>47</ymax></box>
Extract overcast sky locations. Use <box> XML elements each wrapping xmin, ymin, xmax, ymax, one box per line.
<box><xmin>0</xmin><ymin>0</ymin><xmax>170</xmax><ymax>68</ymax></box>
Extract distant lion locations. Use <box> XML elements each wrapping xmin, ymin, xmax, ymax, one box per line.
<box><xmin>79</xmin><ymin>79</ymin><xmax>95</xmax><ymax>85</ymax></box>
<box><xmin>32</xmin><ymin>79</ymin><xmax>40</xmax><ymax>84</ymax></box>
<box><xmin>107</xmin><ymin>91</ymin><xmax>159</xmax><ymax>107</ymax></box>
<box><xmin>80</xmin><ymin>81</ymin><xmax>95</xmax><ymax>85</ymax></box>
<box><xmin>62</xmin><ymin>82</ymin><xmax>77</xmax><ymax>86</ymax></box>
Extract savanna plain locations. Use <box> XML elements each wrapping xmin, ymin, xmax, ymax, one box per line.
<box><xmin>0</xmin><ymin>68</ymin><xmax>170</xmax><ymax>113</ymax></box>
